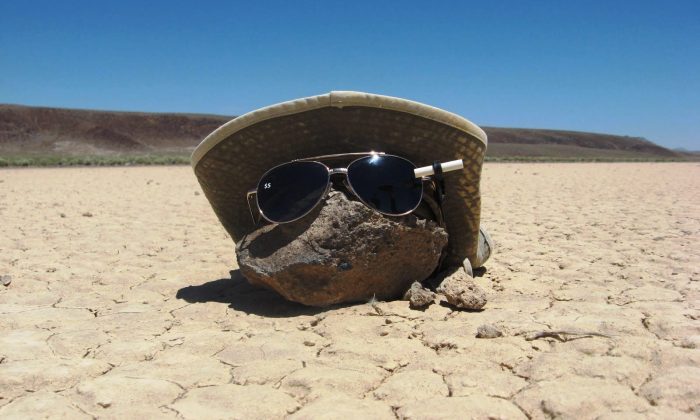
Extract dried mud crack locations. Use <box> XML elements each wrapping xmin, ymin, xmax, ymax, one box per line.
<box><xmin>0</xmin><ymin>164</ymin><xmax>698</xmax><ymax>419</ymax></box>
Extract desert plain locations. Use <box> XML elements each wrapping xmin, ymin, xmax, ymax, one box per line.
<box><xmin>0</xmin><ymin>162</ymin><xmax>698</xmax><ymax>419</ymax></box>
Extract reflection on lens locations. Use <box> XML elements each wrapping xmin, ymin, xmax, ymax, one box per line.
<box><xmin>257</xmin><ymin>161</ymin><xmax>329</xmax><ymax>223</ymax></box>
<box><xmin>347</xmin><ymin>155</ymin><xmax>422</xmax><ymax>215</ymax></box>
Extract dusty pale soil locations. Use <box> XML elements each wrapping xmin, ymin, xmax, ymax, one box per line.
<box><xmin>1</xmin><ymin>163</ymin><xmax>698</xmax><ymax>419</ymax></box>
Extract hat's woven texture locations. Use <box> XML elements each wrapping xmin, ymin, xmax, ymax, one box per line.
<box><xmin>193</xmin><ymin>92</ymin><xmax>486</xmax><ymax>266</ymax></box>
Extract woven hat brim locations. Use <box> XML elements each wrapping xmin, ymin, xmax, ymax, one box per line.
<box><xmin>192</xmin><ymin>91</ymin><xmax>487</xmax><ymax>266</ymax></box>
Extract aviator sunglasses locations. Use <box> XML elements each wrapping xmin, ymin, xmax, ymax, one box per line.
<box><xmin>246</xmin><ymin>152</ymin><xmax>464</xmax><ymax>225</ymax></box>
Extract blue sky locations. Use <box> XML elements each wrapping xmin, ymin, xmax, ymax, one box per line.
<box><xmin>1</xmin><ymin>1</ymin><xmax>698</xmax><ymax>149</ymax></box>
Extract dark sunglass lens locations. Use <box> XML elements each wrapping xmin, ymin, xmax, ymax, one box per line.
<box><xmin>257</xmin><ymin>161</ymin><xmax>329</xmax><ymax>223</ymax></box>
<box><xmin>347</xmin><ymin>155</ymin><xmax>422</xmax><ymax>215</ymax></box>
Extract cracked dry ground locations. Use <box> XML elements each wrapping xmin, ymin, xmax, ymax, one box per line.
<box><xmin>1</xmin><ymin>163</ymin><xmax>698</xmax><ymax>419</ymax></box>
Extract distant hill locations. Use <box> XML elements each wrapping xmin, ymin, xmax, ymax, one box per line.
<box><xmin>0</xmin><ymin>104</ymin><xmax>691</xmax><ymax>165</ymax></box>
<box><xmin>483</xmin><ymin>127</ymin><xmax>683</xmax><ymax>160</ymax></box>
<box><xmin>0</xmin><ymin>104</ymin><xmax>228</xmax><ymax>157</ymax></box>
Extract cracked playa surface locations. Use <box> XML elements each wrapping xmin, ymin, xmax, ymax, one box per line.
<box><xmin>1</xmin><ymin>163</ymin><xmax>698</xmax><ymax>419</ymax></box>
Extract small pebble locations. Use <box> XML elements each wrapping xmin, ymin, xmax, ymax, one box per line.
<box><xmin>679</xmin><ymin>336</ymin><xmax>699</xmax><ymax>349</ymax></box>
<box><xmin>476</xmin><ymin>324</ymin><xmax>503</xmax><ymax>339</ymax></box>
<box><xmin>303</xmin><ymin>340</ymin><xmax>316</xmax><ymax>347</ymax></box>
<box><xmin>1</xmin><ymin>275</ymin><xmax>11</xmax><ymax>286</ymax></box>
<box><xmin>59</xmin><ymin>213</ymin><xmax>66</xmax><ymax>218</ymax></box>
<box><xmin>403</xmin><ymin>281</ymin><xmax>435</xmax><ymax>309</ymax></box>
<box><xmin>436</xmin><ymin>268</ymin><xmax>487</xmax><ymax>310</ymax></box>
<box><xmin>82</xmin><ymin>212</ymin><xmax>93</xmax><ymax>217</ymax></box>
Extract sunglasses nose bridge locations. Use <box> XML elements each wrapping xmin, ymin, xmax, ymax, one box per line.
<box><xmin>328</xmin><ymin>167</ymin><xmax>348</xmax><ymax>176</ymax></box>
<box><xmin>327</xmin><ymin>167</ymin><xmax>354</xmax><ymax>198</ymax></box>
<box><xmin>322</xmin><ymin>168</ymin><xmax>348</xmax><ymax>200</ymax></box>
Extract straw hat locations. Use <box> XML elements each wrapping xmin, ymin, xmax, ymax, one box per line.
<box><xmin>192</xmin><ymin>91</ymin><xmax>487</xmax><ymax>267</ymax></box>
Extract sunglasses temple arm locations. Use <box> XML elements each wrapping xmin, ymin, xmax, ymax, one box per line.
<box><xmin>246</xmin><ymin>189</ymin><xmax>260</xmax><ymax>225</ymax></box>
<box><xmin>414</xmin><ymin>159</ymin><xmax>464</xmax><ymax>178</ymax></box>
<box><xmin>416</xmin><ymin>159</ymin><xmax>463</xmax><ymax>207</ymax></box>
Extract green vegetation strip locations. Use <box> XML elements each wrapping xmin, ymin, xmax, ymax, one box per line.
<box><xmin>483</xmin><ymin>156</ymin><xmax>691</xmax><ymax>162</ymax></box>
<box><xmin>0</xmin><ymin>154</ymin><xmax>694</xmax><ymax>167</ymax></box>
<box><xmin>0</xmin><ymin>155</ymin><xmax>192</xmax><ymax>167</ymax></box>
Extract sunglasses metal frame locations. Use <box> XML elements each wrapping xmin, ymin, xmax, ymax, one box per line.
<box><xmin>246</xmin><ymin>152</ymin><xmax>434</xmax><ymax>225</ymax></box>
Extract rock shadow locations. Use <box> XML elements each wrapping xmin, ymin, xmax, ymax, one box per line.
<box><xmin>176</xmin><ymin>269</ymin><xmax>337</xmax><ymax>317</ymax></box>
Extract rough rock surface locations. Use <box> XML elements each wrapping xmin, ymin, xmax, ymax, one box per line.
<box><xmin>1</xmin><ymin>275</ymin><xmax>11</xmax><ymax>287</ymax></box>
<box><xmin>237</xmin><ymin>191</ymin><xmax>448</xmax><ymax>306</ymax></box>
<box><xmin>436</xmin><ymin>267</ymin><xmax>488</xmax><ymax>310</ymax></box>
<box><xmin>1</xmin><ymin>164</ymin><xmax>698</xmax><ymax>419</ymax></box>
<box><xmin>476</xmin><ymin>324</ymin><xmax>504</xmax><ymax>338</ymax></box>
<box><xmin>403</xmin><ymin>281</ymin><xmax>436</xmax><ymax>308</ymax></box>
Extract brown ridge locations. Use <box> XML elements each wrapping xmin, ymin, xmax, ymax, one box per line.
<box><xmin>0</xmin><ymin>104</ymin><xmax>687</xmax><ymax>160</ymax></box>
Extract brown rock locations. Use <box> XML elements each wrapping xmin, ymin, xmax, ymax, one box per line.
<box><xmin>476</xmin><ymin>324</ymin><xmax>503</xmax><ymax>338</ymax></box>
<box><xmin>403</xmin><ymin>281</ymin><xmax>436</xmax><ymax>308</ymax></box>
<box><xmin>435</xmin><ymin>267</ymin><xmax>487</xmax><ymax>310</ymax></box>
<box><xmin>237</xmin><ymin>191</ymin><xmax>448</xmax><ymax>306</ymax></box>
